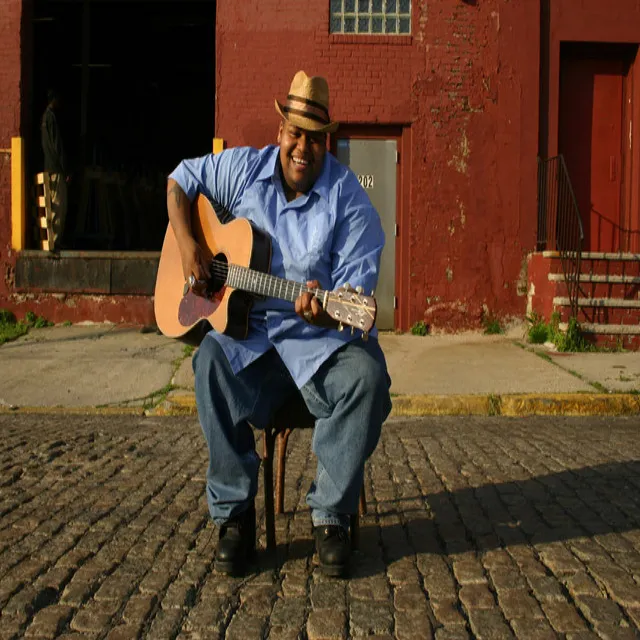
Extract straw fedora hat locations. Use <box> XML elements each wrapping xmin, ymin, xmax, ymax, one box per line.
<box><xmin>275</xmin><ymin>71</ymin><xmax>339</xmax><ymax>133</ymax></box>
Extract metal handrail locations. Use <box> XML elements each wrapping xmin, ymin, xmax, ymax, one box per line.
<box><xmin>537</xmin><ymin>155</ymin><xmax>585</xmax><ymax>318</ymax></box>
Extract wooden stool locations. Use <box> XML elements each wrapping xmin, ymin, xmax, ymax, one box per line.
<box><xmin>35</xmin><ymin>172</ymin><xmax>54</xmax><ymax>251</ymax></box>
<box><xmin>261</xmin><ymin>390</ymin><xmax>366</xmax><ymax>550</ymax></box>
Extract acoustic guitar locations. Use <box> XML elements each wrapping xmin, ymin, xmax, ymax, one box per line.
<box><xmin>154</xmin><ymin>194</ymin><xmax>377</xmax><ymax>345</ymax></box>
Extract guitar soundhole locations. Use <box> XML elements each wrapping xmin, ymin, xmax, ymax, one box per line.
<box><xmin>209</xmin><ymin>253</ymin><xmax>228</xmax><ymax>295</ymax></box>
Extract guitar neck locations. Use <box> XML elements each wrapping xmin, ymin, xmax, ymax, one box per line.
<box><xmin>226</xmin><ymin>263</ymin><xmax>328</xmax><ymax>305</ymax></box>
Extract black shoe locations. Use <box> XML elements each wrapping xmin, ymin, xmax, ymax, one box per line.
<box><xmin>314</xmin><ymin>524</ymin><xmax>350</xmax><ymax>577</ymax></box>
<box><xmin>214</xmin><ymin>503</ymin><xmax>256</xmax><ymax>576</ymax></box>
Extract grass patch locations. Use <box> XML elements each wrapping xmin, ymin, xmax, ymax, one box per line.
<box><xmin>526</xmin><ymin>312</ymin><xmax>593</xmax><ymax>352</ymax></box>
<box><xmin>527</xmin><ymin>312</ymin><xmax>549</xmax><ymax>344</ymax></box>
<box><xmin>410</xmin><ymin>321</ymin><xmax>429</xmax><ymax>336</ymax></box>
<box><xmin>534</xmin><ymin>351</ymin><xmax>553</xmax><ymax>363</ymax></box>
<box><xmin>482</xmin><ymin>313</ymin><xmax>504</xmax><ymax>335</ymax></box>
<box><xmin>183</xmin><ymin>344</ymin><xmax>195</xmax><ymax>358</ymax></box>
<box><xmin>142</xmin><ymin>383</ymin><xmax>176</xmax><ymax>410</ymax></box>
<box><xmin>588</xmin><ymin>380</ymin><xmax>608</xmax><ymax>394</ymax></box>
<box><xmin>487</xmin><ymin>394</ymin><xmax>502</xmax><ymax>416</ymax></box>
<box><xmin>0</xmin><ymin>309</ymin><xmax>53</xmax><ymax>346</ymax></box>
<box><xmin>0</xmin><ymin>314</ymin><xmax>29</xmax><ymax>345</ymax></box>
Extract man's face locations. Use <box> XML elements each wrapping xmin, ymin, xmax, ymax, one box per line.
<box><xmin>278</xmin><ymin>121</ymin><xmax>327</xmax><ymax>199</ymax></box>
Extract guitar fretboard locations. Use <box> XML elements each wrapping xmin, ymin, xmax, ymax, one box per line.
<box><xmin>221</xmin><ymin>261</ymin><xmax>328</xmax><ymax>305</ymax></box>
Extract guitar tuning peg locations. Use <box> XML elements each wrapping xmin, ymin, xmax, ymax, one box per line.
<box><xmin>351</xmin><ymin>326</ymin><xmax>355</xmax><ymax>335</ymax></box>
<box><xmin>362</xmin><ymin>331</ymin><xmax>369</xmax><ymax>342</ymax></box>
<box><xmin>355</xmin><ymin>285</ymin><xmax>363</xmax><ymax>294</ymax></box>
<box><xmin>342</xmin><ymin>283</ymin><xmax>351</xmax><ymax>291</ymax></box>
<box><xmin>337</xmin><ymin>322</ymin><xmax>344</xmax><ymax>332</ymax></box>
<box><xmin>370</xmin><ymin>289</ymin><xmax>375</xmax><ymax>296</ymax></box>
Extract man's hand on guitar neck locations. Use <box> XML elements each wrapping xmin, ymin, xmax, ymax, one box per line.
<box><xmin>295</xmin><ymin>280</ymin><xmax>340</xmax><ymax>330</ymax></box>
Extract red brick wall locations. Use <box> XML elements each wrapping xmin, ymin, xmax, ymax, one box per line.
<box><xmin>216</xmin><ymin>0</ymin><xmax>541</xmax><ymax>331</ymax></box>
<box><xmin>3</xmin><ymin>1</ymin><xmax>638</xmax><ymax>329</ymax></box>
<box><xmin>0</xmin><ymin>0</ymin><xmax>23</xmax><ymax>307</ymax></box>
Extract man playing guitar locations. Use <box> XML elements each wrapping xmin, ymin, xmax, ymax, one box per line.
<box><xmin>165</xmin><ymin>71</ymin><xmax>392</xmax><ymax>578</ymax></box>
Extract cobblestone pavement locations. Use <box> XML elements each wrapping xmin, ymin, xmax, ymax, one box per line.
<box><xmin>1</xmin><ymin>414</ymin><xmax>640</xmax><ymax>639</ymax></box>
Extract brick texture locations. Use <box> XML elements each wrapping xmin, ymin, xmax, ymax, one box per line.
<box><xmin>2</xmin><ymin>1</ymin><xmax>640</xmax><ymax>328</ymax></box>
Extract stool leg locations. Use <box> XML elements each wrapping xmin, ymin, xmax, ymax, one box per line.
<box><xmin>275</xmin><ymin>428</ymin><xmax>292</xmax><ymax>515</ymax></box>
<box><xmin>263</xmin><ymin>427</ymin><xmax>276</xmax><ymax>550</ymax></box>
<box><xmin>350</xmin><ymin>513</ymin><xmax>360</xmax><ymax>551</ymax></box>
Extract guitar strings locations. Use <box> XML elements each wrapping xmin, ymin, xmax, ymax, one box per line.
<box><xmin>196</xmin><ymin>259</ymin><xmax>375</xmax><ymax>319</ymax></box>
<box><xmin>203</xmin><ymin>259</ymin><xmax>327</xmax><ymax>297</ymax></box>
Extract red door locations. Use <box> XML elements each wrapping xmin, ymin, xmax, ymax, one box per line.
<box><xmin>560</xmin><ymin>56</ymin><xmax>625</xmax><ymax>252</ymax></box>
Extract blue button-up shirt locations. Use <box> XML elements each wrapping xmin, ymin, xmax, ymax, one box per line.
<box><xmin>169</xmin><ymin>145</ymin><xmax>385</xmax><ymax>388</ymax></box>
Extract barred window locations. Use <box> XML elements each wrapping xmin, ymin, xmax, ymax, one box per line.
<box><xmin>330</xmin><ymin>0</ymin><xmax>411</xmax><ymax>35</ymax></box>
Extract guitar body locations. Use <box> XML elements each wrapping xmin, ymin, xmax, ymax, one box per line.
<box><xmin>154</xmin><ymin>194</ymin><xmax>272</xmax><ymax>344</ymax></box>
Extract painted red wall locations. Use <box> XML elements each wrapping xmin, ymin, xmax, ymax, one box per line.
<box><xmin>216</xmin><ymin>0</ymin><xmax>541</xmax><ymax>331</ymax></box>
<box><xmin>546</xmin><ymin>0</ymin><xmax>640</xmax><ymax>158</ymax></box>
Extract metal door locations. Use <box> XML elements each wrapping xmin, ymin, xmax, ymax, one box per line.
<box><xmin>336</xmin><ymin>138</ymin><xmax>396</xmax><ymax>330</ymax></box>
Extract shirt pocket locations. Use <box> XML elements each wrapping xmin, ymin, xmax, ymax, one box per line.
<box><xmin>282</xmin><ymin>209</ymin><xmax>334</xmax><ymax>280</ymax></box>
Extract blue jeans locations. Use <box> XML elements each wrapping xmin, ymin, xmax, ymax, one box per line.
<box><xmin>193</xmin><ymin>336</ymin><xmax>392</xmax><ymax>529</ymax></box>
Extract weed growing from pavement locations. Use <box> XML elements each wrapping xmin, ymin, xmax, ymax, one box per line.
<box><xmin>482</xmin><ymin>314</ymin><xmax>504</xmax><ymax>335</ymax></box>
<box><xmin>411</xmin><ymin>321</ymin><xmax>429</xmax><ymax>336</ymax></box>
<box><xmin>487</xmin><ymin>394</ymin><xmax>502</xmax><ymax>416</ymax></box>
<box><xmin>526</xmin><ymin>312</ymin><xmax>597</xmax><ymax>352</ymax></box>
<box><xmin>516</xmin><ymin>340</ymin><xmax>612</xmax><ymax>393</ymax></box>
<box><xmin>142</xmin><ymin>383</ymin><xmax>176</xmax><ymax>410</ymax></box>
<box><xmin>0</xmin><ymin>309</ymin><xmax>53</xmax><ymax>345</ymax></box>
<box><xmin>183</xmin><ymin>344</ymin><xmax>195</xmax><ymax>357</ymax></box>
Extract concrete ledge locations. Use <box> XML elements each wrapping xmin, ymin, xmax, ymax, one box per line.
<box><xmin>500</xmin><ymin>393</ymin><xmax>640</xmax><ymax>416</ymax></box>
<box><xmin>391</xmin><ymin>394</ymin><xmax>495</xmax><ymax>416</ymax></box>
<box><xmin>3</xmin><ymin>392</ymin><xmax>639</xmax><ymax>418</ymax></box>
<box><xmin>149</xmin><ymin>391</ymin><xmax>640</xmax><ymax>418</ymax></box>
<box><xmin>0</xmin><ymin>406</ymin><xmax>146</xmax><ymax>416</ymax></box>
<box><xmin>151</xmin><ymin>392</ymin><xmax>199</xmax><ymax>417</ymax></box>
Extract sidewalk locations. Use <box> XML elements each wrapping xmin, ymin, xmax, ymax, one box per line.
<box><xmin>0</xmin><ymin>322</ymin><xmax>639</xmax><ymax>416</ymax></box>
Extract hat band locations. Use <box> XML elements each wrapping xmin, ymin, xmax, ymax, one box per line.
<box><xmin>283</xmin><ymin>106</ymin><xmax>330</xmax><ymax>126</ymax></box>
<box><xmin>285</xmin><ymin>95</ymin><xmax>330</xmax><ymax>124</ymax></box>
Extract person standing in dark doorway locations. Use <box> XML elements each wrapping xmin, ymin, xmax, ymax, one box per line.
<box><xmin>41</xmin><ymin>89</ymin><xmax>70</xmax><ymax>251</ymax></box>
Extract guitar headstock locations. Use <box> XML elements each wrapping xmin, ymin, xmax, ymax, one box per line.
<box><xmin>325</xmin><ymin>283</ymin><xmax>377</xmax><ymax>339</ymax></box>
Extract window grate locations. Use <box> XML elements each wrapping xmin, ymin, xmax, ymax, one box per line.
<box><xmin>330</xmin><ymin>0</ymin><xmax>411</xmax><ymax>35</ymax></box>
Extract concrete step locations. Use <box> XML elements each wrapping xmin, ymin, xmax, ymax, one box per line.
<box><xmin>542</xmin><ymin>252</ymin><xmax>640</xmax><ymax>277</ymax></box>
<box><xmin>553</xmin><ymin>297</ymin><xmax>640</xmax><ymax>308</ymax></box>
<box><xmin>549</xmin><ymin>273</ymin><xmax>640</xmax><ymax>284</ymax></box>
<box><xmin>544</xmin><ymin>251</ymin><xmax>640</xmax><ymax>260</ymax></box>
<box><xmin>529</xmin><ymin>252</ymin><xmax>640</xmax><ymax>350</ymax></box>
<box><xmin>565</xmin><ymin>281</ymin><xmax>640</xmax><ymax>300</ymax></box>
<box><xmin>554</xmin><ymin>304</ymin><xmax>640</xmax><ymax>326</ymax></box>
<box><xmin>558</xmin><ymin>321</ymin><xmax>640</xmax><ymax>350</ymax></box>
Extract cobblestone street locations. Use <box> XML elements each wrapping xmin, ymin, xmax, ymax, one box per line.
<box><xmin>1</xmin><ymin>414</ymin><xmax>640</xmax><ymax>639</ymax></box>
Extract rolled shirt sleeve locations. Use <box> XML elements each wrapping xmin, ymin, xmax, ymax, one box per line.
<box><xmin>168</xmin><ymin>147</ymin><xmax>257</xmax><ymax>210</ymax></box>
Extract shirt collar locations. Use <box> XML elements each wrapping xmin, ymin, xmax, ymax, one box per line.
<box><xmin>255</xmin><ymin>146</ymin><xmax>279</xmax><ymax>183</ymax></box>
<box><xmin>257</xmin><ymin>146</ymin><xmax>331</xmax><ymax>204</ymax></box>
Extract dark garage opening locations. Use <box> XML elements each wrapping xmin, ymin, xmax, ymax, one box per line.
<box><xmin>31</xmin><ymin>0</ymin><xmax>216</xmax><ymax>252</ymax></box>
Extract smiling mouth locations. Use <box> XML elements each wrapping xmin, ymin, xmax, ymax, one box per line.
<box><xmin>292</xmin><ymin>157</ymin><xmax>310</xmax><ymax>170</ymax></box>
